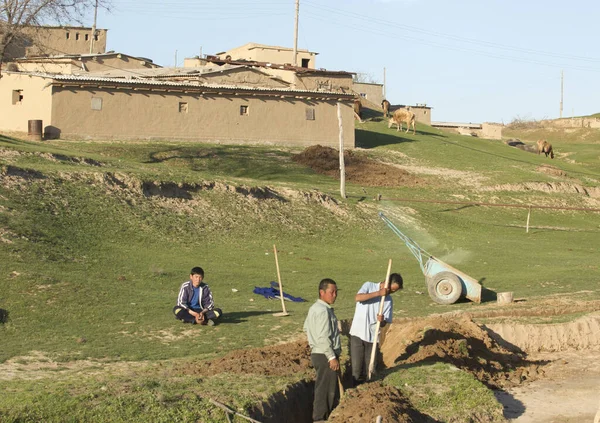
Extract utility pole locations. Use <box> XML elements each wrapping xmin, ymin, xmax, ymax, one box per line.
<box><xmin>292</xmin><ymin>0</ymin><xmax>299</xmax><ymax>66</ymax></box>
<box><xmin>89</xmin><ymin>0</ymin><xmax>98</xmax><ymax>54</ymax></box>
<box><xmin>174</xmin><ymin>50</ymin><xmax>178</xmax><ymax>68</ymax></box>
<box><xmin>560</xmin><ymin>70</ymin><xmax>564</xmax><ymax>118</ymax></box>
<box><xmin>337</xmin><ymin>102</ymin><xmax>346</xmax><ymax>199</ymax></box>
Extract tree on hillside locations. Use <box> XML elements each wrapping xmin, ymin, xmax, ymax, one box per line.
<box><xmin>0</xmin><ymin>0</ymin><xmax>109</xmax><ymax>77</ymax></box>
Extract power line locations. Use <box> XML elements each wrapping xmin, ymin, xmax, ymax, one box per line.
<box><xmin>302</xmin><ymin>0</ymin><xmax>600</xmax><ymax>65</ymax></box>
<box><xmin>302</xmin><ymin>11</ymin><xmax>600</xmax><ymax>73</ymax></box>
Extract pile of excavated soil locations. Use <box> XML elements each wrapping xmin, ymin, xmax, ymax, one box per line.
<box><xmin>380</xmin><ymin>313</ymin><xmax>546</xmax><ymax>389</ymax></box>
<box><xmin>178</xmin><ymin>340</ymin><xmax>312</xmax><ymax>377</ymax></box>
<box><xmin>292</xmin><ymin>145</ymin><xmax>425</xmax><ymax>187</ymax></box>
<box><xmin>328</xmin><ymin>382</ymin><xmax>422</xmax><ymax>423</ymax></box>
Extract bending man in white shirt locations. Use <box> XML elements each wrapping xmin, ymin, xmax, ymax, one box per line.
<box><xmin>349</xmin><ymin>273</ymin><xmax>403</xmax><ymax>386</ymax></box>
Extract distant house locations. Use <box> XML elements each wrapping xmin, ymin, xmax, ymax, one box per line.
<box><xmin>0</xmin><ymin>71</ymin><xmax>356</xmax><ymax>147</ymax></box>
<box><xmin>409</xmin><ymin>104</ymin><xmax>432</xmax><ymax>126</ymax></box>
<box><xmin>4</xmin><ymin>26</ymin><xmax>108</xmax><ymax>61</ymax></box>
<box><xmin>215</xmin><ymin>42</ymin><xmax>318</xmax><ymax>69</ymax></box>
<box><xmin>431</xmin><ymin>121</ymin><xmax>502</xmax><ymax>139</ymax></box>
<box><xmin>353</xmin><ymin>82</ymin><xmax>384</xmax><ymax>108</ymax></box>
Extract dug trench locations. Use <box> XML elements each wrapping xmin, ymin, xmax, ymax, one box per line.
<box><xmin>178</xmin><ymin>307</ymin><xmax>600</xmax><ymax>423</ymax></box>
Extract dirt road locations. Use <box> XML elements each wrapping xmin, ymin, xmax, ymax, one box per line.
<box><xmin>496</xmin><ymin>351</ymin><xmax>600</xmax><ymax>423</ymax></box>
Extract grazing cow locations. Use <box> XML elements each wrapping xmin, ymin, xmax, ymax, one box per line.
<box><xmin>536</xmin><ymin>139</ymin><xmax>555</xmax><ymax>159</ymax></box>
<box><xmin>353</xmin><ymin>98</ymin><xmax>364</xmax><ymax>122</ymax></box>
<box><xmin>381</xmin><ymin>99</ymin><xmax>390</xmax><ymax>118</ymax></box>
<box><xmin>388</xmin><ymin>108</ymin><xmax>416</xmax><ymax>134</ymax></box>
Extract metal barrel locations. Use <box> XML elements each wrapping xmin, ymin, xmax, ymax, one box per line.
<box><xmin>27</xmin><ymin>119</ymin><xmax>43</xmax><ymax>141</ymax></box>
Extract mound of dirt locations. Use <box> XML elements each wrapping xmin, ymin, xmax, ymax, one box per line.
<box><xmin>380</xmin><ymin>313</ymin><xmax>546</xmax><ymax>389</ymax></box>
<box><xmin>292</xmin><ymin>145</ymin><xmax>424</xmax><ymax>187</ymax></box>
<box><xmin>328</xmin><ymin>382</ymin><xmax>420</xmax><ymax>423</ymax></box>
<box><xmin>537</xmin><ymin>164</ymin><xmax>567</xmax><ymax>177</ymax></box>
<box><xmin>180</xmin><ymin>340</ymin><xmax>312</xmax><ymax>377</ymax></box>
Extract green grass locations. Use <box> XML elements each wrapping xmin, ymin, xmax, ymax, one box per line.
<box><xmin>0</xmin><ymin>370</ymin><xmax>293</xmax><ymax>423</ymax></box>
<box><xmin>1</xmin><ymin>118</ymin><xmax>600</xmax><ymax>421</ymax></box>
<box><xmin>382</xmin><ymin>363</ymin><xmax>505</xmax><ymax>422</ymax></box>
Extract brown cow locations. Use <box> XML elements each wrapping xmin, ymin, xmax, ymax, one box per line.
<box><xmin>536</xmin><ymin>139</ymin><xmax>555</xmax><ymax>159</ymax></box>
<box><xmin>381</xmin><ymin>99</ymin><xmax>390</xmax><ymax>118</ymax></box>
<box><xmin>388</xmin><ymin>108</ymin><xmax>416</xmax><ymax>134</ymax></box>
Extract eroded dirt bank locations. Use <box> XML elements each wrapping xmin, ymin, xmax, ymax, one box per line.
<box><xmin>484</xmin><ymin>312</ymin><xmax>600</xmax><ymax>353</ymax></box>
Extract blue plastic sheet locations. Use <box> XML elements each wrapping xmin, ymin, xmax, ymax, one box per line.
<box><xmin>253</xmin><ymin>281</ymin><xmax>306</xmax><ymax>302</ymax></box>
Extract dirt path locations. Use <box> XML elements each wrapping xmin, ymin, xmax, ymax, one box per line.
<box><xmin>482</xmin><ymin>310</ymin><xmax>600</xmax><ymax>422</ymax></box>
<box><xmin>495</xmin><ymin>351</ymin><xmax>600</xmax><ymax>423</ymax></box>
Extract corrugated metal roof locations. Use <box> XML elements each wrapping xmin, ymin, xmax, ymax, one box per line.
<box><xmin>18</xmin><ymin>72</ymin><xmax>354</xmax><ymax>96</ymax></box>
<box><xmin>16</xmin><ymin>52</ymin><xmax>154</xmax><ymax>62</ymax></box>
<box><xmin>78</xmin><ymin>65</ymin><xmax>246</xmax><ymax>79</ymax></box>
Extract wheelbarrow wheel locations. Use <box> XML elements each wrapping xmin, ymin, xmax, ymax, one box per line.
<box><xmin>427</xmin><ymin>271</ymin><xmax>462</xmax><ymax>305</ymax></box>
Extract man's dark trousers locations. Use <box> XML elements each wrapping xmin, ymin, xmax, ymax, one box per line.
<box><xmin>350</xmin><ymin>334</ymin><xmax>375</xmax><ymax>384</ymax></box>
<box><xmin>172</xmin><ymin>306</ymin><xmax>222</xmax><ymax>323</ymax></box>
<box><xmin>311</xmin><ymin>353</ymin><xmax>339</xmax><ymax>422</ymax></box>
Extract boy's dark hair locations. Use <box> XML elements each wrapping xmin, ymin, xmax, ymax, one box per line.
<box><xmin>190</xmin><ymin>267</ymin><xmax>204</xmax><ymax>277</ymax></box>
<box><xmin>389</xmin><ymin>273</ymin><xmax>403</xmax><ymax>290</ymax></box>
<box><xmin>319</xmin><ymin>278</ymin><xmax>336</xmax><ymax>293</ymax></box>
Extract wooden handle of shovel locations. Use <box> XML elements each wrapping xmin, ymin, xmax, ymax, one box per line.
<box><xmin>368</xmin><ymin>259</ymin><xmax>392</xmax><ymax>380</ymax></box>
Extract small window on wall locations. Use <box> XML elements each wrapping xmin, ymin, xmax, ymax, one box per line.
<box><xmin>66</xmin><ymin>32</ymin><xmax>70</xmax><ymax>40</ymax></box>
<box><xmin>12</xmin><ymin>90</ymin><xmax>23</xmax><ymax>105</ymax></box>
<box><xmin>179</xmin><ymin>102</ymin><xmax>188</xmax><ymax>113</ymax></box>
<box><xmin>301</xmin><ymin>58</ymin><xmax>310</xmax><ymax>68</ymax></box>
<box><xmin>240</xmin><ymin>105</ymin><xmax>249</xmax><ymax>115</ymax></box>
<box><xmin>85</xmin><ymin>34</ymin><xmax>89</xmax><ymax>41</ymax></box>
<box><xmin>306</xmin><ymin>107</ymin><xmax>315</xmax><ymax>120</ymax></box>
<box><xmin>424</xmin><ymin>110</ymin><xmax>428</xmax><ymax>115</ymax></box>
<box><xmin>91</xmin><ymin>97</ymin><xmax>103</xmax><ymax>111</ymax></box>
<box><xmin>75</xmin><ymin>33</ymin><xmax>80</xmax><ymax>41</ymax></box>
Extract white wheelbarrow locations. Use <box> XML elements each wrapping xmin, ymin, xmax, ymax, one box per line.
<box><xmin>379</xmin><ymin>212</ymin><xmax>482</xmax><ymax>305</ymax></box>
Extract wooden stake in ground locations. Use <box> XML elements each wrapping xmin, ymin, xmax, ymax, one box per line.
<box><xmin>208</xmin><ymin>398</ymin><xmax>262</xmax><ymax>423</ymax></box>
<box><xmin>337</xmin><ymin>102</ymin><xmax>346</xmax><ymax>199</ymax></box>
<box><xmin>526</xmin><ymin>205</ymin><xmax>531</xmax><ymax>233</ymax></box>
<box><xmin>367</xmin><ymin>259</ymin><xmax>393</xmax><ymax>380</ymax></box>
<box><xmin>272</xmin><ymin>244</ymin><xmax>289</xmax><ymax>317</ymax></box>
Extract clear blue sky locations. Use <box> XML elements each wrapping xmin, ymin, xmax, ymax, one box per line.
<box><xmin>89</xmin><ymin>0</ymin><xmax>600</xmax><ymax>124</ymax></box>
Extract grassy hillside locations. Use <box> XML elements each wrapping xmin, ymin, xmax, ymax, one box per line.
<box><xmin>1</xmin><ymin>118</ymin><xmax>599</xmax><ymax>421</ymax></box>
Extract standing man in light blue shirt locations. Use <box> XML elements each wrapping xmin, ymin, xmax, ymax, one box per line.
<box><xmin>304</xmin><ymin>278</ymin><xmax>341</xmax><ymax>423</ymax></box>
<box><xmin>349</xmin><ymin>273</ymin><xmax>403</xmax><ymax>386</ymax></box>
